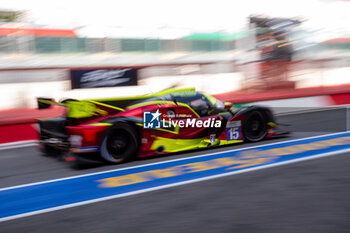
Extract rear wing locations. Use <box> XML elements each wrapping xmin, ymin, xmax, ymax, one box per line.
<box><xmin>37</xmin><ymin>97</ymin><xmax>66</xmax><ymax>109</ymax></box>
<box><xmin>36</xmin><ymin>87</ymin><xmax>196</xmax><ymax>119</ymax></box>
<box><xmin>37</xmin><ymin>97</ymin><xmax>124</xmax><ymax>123</ymax></box>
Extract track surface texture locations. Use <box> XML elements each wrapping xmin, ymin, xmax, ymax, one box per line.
<box><xmin>0</xmin><ymin>107</ymin><xmax>349</xmax><ymax>233</ymax></box>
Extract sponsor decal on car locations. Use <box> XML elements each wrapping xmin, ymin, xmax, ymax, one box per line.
<box><xmin>226</xmin><ymin>121</ymin><xmax>243</xmax><ymax>141</ymax></box>
<box><xmin>210</xmin><ymin>134</ymin><xmax>216</xmax><ymax>143</ymax></box>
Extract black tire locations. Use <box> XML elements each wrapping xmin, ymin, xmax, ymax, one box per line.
<box><xmin>243</xmin><ymin>110</ymin><xmax>268</xmax><ymax>142</ymax></box>
<box><xmin>100</xmin><ymin>123</ymin><xmax>139</xmax><ymax>164</ymax></box>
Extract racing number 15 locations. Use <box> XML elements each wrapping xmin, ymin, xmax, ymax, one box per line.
<box><xmin>228</xmin><ymin>127</ymin><xmax>240</xmax><ymax>140</ymax></box>
<box><xmin>226</xmin><ymin>121</ymin><xmax>242</xmax><ymax>141</ymax></box>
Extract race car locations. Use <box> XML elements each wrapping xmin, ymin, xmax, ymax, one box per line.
<box><xmin>37</xmin><ymin>88</ymin><xmax>286</xmax><ymax>164</ymax></box>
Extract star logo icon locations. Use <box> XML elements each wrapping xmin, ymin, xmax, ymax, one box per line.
<box><xmin>143</xmin><ymin>110</ymin><xmax>161</xmax><ymax>128</ymax></box>
<box><xmin>150</xmin><ymin>109</ymin><xmax>161</xmax><ymax>122</ymax></box>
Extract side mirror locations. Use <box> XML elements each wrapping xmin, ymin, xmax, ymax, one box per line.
<box><xmin>224</xmin><ymin>102</ymin><xmax>233</xmax><ymax>109</ymax></box>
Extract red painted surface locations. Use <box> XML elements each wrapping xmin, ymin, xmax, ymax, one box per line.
<box><xmin>0</xmin><ymin>27</ymin><xmax>77</xmax><ymax>37</ymax></box>
<box><xmin>0</xmin><ymin>123</ymin><xmax>38</xmax><ymax>144</ymax></box>
<box><xmin>0</xmin><ymin>106</ymin><xmax>65</xmax><ymax>144</ymax></box>
<box><xmin>329</xmin><ymin>93</ymin><xmax>350</xmax><ymax>105</ymax></box>
<box><xmin>0</xmin><ymin>106</ymin><xmax>65</xmax><ymax>126</ymax></box>
<box><xmin>214</xmin><ymin>85</ymin><xmax>350</xmax><ymax>104</ymax></box>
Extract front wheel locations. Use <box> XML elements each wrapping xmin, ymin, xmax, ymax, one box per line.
<box><xmin>243</xmin><ymin>111</ymin><xmax>267</xmax><ymax>142</ymax></box>
<box><xmin>100</xmin><ymin>123</ymin><xmax>139</xmax><ymax>164</ymax></box>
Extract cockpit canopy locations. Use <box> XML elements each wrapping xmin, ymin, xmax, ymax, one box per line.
<box><xmin>139</xmin><ymin>91</ymin><xmax>225</xmax><ymax>117</ymax></box>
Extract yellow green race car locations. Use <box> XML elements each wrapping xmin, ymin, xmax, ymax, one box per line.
<box><xmin>37</xmin><ymin>88</ymin><xmax>286</xmax><ymax>164</ymax></box>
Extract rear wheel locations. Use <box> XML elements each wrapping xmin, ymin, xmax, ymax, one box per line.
<box><xmin>100</xmin><ymin>123</ymin><xmax>139</xmax><ymax>164</ymax></box>
<box><xmin>243</xmin><ymin>111</ymin><xmax>267</xmax><ymax>142</ymax></box>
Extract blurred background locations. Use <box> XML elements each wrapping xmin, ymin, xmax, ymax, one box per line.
<box><xmin>0</xmin><ymin>0</ymin><xmax>350</xmax><ymax>111</ymax></box>
<box><xmin>2</xmin><ymin>1</ymin><xmax>350</xmax><ymax>230</ymax></box>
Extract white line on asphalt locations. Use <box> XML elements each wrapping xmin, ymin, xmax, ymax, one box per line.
<box><xmin>1</xmin><ymin>146</ymin><xmax>350</xmax><ymax>223</ymax></box>
<box><xmin>0</xmin><ymin>140</ymin><xmax>38</xmax><ymax>151</ymax></box>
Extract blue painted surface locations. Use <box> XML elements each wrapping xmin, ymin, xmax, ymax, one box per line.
<box><xmin>1</xmin><ymin>132</ymin><xmax>350</xmax><ymax>220</ymax></box>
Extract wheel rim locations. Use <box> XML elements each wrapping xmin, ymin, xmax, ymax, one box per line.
<box><xmin>106</xmin><ymin>130</ymin><xmax>130</xmax><ymax>159</ymax></box>
<box><xmin>244</xmin><ymin>112</ymin><xmax>266</xmax><ymax>141</ymax></box>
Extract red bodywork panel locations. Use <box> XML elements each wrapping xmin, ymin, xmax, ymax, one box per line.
<box><xmin>65</xmin><ymin>101</ymin><xmax>283</xmax><ymax>158</ymax></box>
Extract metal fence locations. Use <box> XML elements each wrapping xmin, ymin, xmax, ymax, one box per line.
<box><xmin>0</xmin><ymin>35</ymin><xmax>237</xmax><ymax>54</ymax></box>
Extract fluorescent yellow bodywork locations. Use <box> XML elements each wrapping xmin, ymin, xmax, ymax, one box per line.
<box><xmin>38</xmin><ymin>87</ymin><xmax>198</xmax><ymax>120</ymax></box>
<box><xmin>219</xmin><ymin>139</ymin><xmax>244</xmax><ymax>145</ymax></box>
<box><xmin>203</xmin><ymin>94</ymin><xmax>217</xmax><ymax>105</ymax></box>
<box><xmin>151</xmin><ymin>88</ymin><xmax>196</xmax><ymax>97</ymax></box>
<box><xmin>88</xmin><ymin>100</ymin><xmax>124</xmax><ymax>112</ymax></box>
<box><xmin>268</xmin><ymin>122</ymin><xmax>277</xmax><ymax>127</ymax></box>
<box><xmin>150</xmin><ymin>136</ymin><xmax>205</xmax><ymax>153</ymax></box>
<box><xmin>65</xmin><ymin>101</ymin><xmax>109</xmax><ymax>118</ymax></box>
<box><xmin>150</xmin><ymin>136</ymin><xmax>243</xmax><ymax>153</ymax></box>
<box><xmin>85</xmin><ymin>88</ymin><xmax>196</xmax><ymax>102</ymax></box>
<box><xmin>87</xmin><ymin>123</ymin><xmax>113</xmax><ymax>126</ymax></box>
